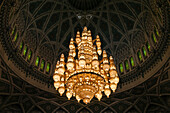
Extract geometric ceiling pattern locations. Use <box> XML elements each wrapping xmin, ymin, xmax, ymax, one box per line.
<box><xmin>0</xmin><ymin>58</ymin><xmax>169</xmax><ymax>113</ymax></box>
<box><xmin>0</xmin><ymin>0</ymin><xmax>168</xmax><ymax>90</ymax></box>
<box><xmin>2</xmin><ymin>0</ymin><xmax>166</xmax><ymax>82</ymax></box>
<box><xmin>0</xmin><ymin>0</ymin><xmax>170</xmax><ymax>113</ymax></box>
<box><xmin>10</xmin><ymin>0</ymin><xmax>154</xmax><ymax>62</ymax></box>
<box><xmin>0</xmin><ymin>0</ymin><xmax>166</xmax><ymax>93</ymax></box>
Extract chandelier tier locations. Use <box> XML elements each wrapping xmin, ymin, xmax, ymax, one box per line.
<box><xmin>53</xmin><ymin>27</ymin><xmax>119</xmax><ymax>104</ymax></box>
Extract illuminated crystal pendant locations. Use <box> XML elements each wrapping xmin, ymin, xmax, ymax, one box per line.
<box><xmin>53</xmin><ymin>27</ymin><xmax>119</xmax><ymax>104</ymax></box>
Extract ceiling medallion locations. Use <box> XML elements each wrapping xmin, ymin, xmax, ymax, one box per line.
<box><xmin>53</xmin><ymin>27</ymin><xmax>119</xmax><ymax>104</ymax></box>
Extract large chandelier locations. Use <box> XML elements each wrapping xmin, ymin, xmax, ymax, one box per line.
<box><xmin>53</xmin><ymin>27</ymin><xmax>119</xmax><ymax>104</ymax></box>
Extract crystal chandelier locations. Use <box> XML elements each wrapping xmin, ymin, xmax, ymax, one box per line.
<box><xmin>53</xmin><ymin>27</ymin><xmax>119</xmax><ymax>104</ymax></box>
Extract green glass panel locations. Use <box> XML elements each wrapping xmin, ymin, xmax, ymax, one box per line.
<box><xmin>130</xmin><ymin>57</ymin><xmax>134</xmax><ymax>67</ymax></box>
<box><xmin>137</xmin><ymin>51</ymin><xmax>142</xmax><ymax>62</ymax></box>
<box><xmin>152</xmin><ymin>33</ymin><xmax>157</xmax><ymax>43</ymax></box>
<box><xmin>13</xmin><ymin>33</ymin><xmax>18</xmax><ymax>42</ymax></box>
<box><xmin>146</xmin><ymin>42</ymin><xmax>151</xmax><ymax>51</ymax></box>
<box><xmin>125</xmin><ymin>60</ymin><xmax>129</xmax><ymax>70</ymax></box>
<box><xmin>20</xmin><ymin>42</ymin><xmax>23</xmax><ymax>50</ymax></box>
<box><xmin>40</xmin><ymin>60</ymin><xmax>45</xmax><ymax>70</ymax></box>
<box><xmin>11</xmin><ymin>28</ymin><xmax>15</xmax><ymax>35</ymax></box>
<box><xmin>156</xmin><ymin>29</ymin><xmax>160</xmax><ymax>37</ymax></box>
<box><xmin>23</xmin><ymin>46</ymin><xmax>27</xmax><ymax>56</ymax></box>
<box><xmin>142</xmin><ymin>47</ymin><xmax>147</xmax><ymax>57</ymax></box>
<box><xmin>27</xmin><ymin>50</ymin><xmax>32</xmax><ymax>61</ymax></box>
<box><xmin>119</xmin><ymin>63</ymin><xmax>124</xmax><ymax>73</ymax></box>
<box><xmin>35</xmin><ymin>56</ymin><xmax>40</xmax><ymax>66</ymax></box>
<box><xmin>46</xmin><ymin>62</ymin><xmax>51</xmax><ymax>73</ymax></box>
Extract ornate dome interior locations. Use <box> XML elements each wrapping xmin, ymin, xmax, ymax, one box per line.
<box><xmin>0</xmin><ymin>0</ymin><xmax>169</xmax><ymax>112</ymax></box>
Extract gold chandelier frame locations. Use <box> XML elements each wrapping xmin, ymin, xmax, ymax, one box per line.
<box><xmin>53</xmin><ymin>27</ymin><xmax>119</xmax><ymax>104</ymax></box>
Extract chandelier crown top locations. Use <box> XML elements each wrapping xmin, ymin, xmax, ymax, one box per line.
<box><xmin>83</xmin><ymin>26</ymin><xmax>87</xmax><ymax>31</ymax></box>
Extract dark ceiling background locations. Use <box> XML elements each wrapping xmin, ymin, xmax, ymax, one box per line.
<box><xmin>11</xmin><ymin>0</ymin><xmax>152</xmax><ymax>61</ymax></box>
<box><xmin>0</xmin><ymin>0</ymin><xmax>169</xmax><ymax>112</ymax></box>
<box><xmin>6</xmin><ymin>0</ymin><xmax>167</xmax><ymax>86</ymax></box>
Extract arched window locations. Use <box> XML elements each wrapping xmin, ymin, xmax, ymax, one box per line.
<box><xmin>157</xmin><ymin>9</ymin><xmax>162</xmax><ymax>23</ymax></box>
<box><xmin>40</xmin><ymin>59</ymin><xmax>45</xmax><ymax>71</ymax></box>
<box><xmin>23</xmin><ymin>45</ymin><xmax>28</xmax><ymax>57</ymax></box>
<box><xmin>146</xmin><ymin>42</ymin><xmax>151</xmax><ymax>52</ymax></box>
<box><xmin>152</xmin><ymin>33</ymin><xmax>157</xmax><ymax>43</ymax></box>
<box><xmin>124</xmin><ymin>60</ymin><xmax>129</xmax><ymax>71</ymax></box>
<box><xmin>19</xmin><ymin>42</ymin><xmax>24</xmax><ymax>51</ymax></box>
<box><xmin>130</xmin><ymin>57</ymin><xmax>134</xmax><ymax>68</ymax></box>
<box><xmin>11</xmin><ymin>27</ymin><xmax>16</xmax><ymax>36</ymax></box>
<box><xmin>46</xmin><ymin>62</ymin><xmax>51</xmax><ymax>73</ymax></box>
<box><xmin>13</xmin><ymin>32</ymin><xmax>18</xmax><ymax>42</ymax></box>
<box><xmin>142</xmin><ymin>46</ymin><xmax>147</xmax><ymax>58</ymax></box>
<box><xmin>119</xmin><ymin>63</ymin><xmax>124</xmax><ymax>73</ymax></box>
<box><xmin>27</xmin><ymin>50</ymin><xmax>32</xmax><ymax>62</ymax></box>
<box><xmin>137</xmin><ymin>51</ymin><xmax>143</xmax><ymax>62</ymax></box>
<box><xmin>154</xmin><ymin>27</ymin><xmax>160</xmax><ymax>37</ymax></box>
<box><xmin>35</xmin><ymin>56</ymin><xmax>40</xmax><ymax>67</ymax></box>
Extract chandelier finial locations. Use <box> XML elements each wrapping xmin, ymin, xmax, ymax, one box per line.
<box><xmin>83</xmin><ymin>26</ymin><xmax>87</xmax><ymax>31</ymax></box>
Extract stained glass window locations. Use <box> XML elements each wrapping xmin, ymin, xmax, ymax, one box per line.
<box><xmin>137</xmin><ymin>51</ymin><xmax>143</xmax><ymax>62</ymax></box>
<box><xmin>40</xmin><ymin>59</ymin><xmax>45</xmax><ymax>71</ymax></box>
<box><xmin>146</xmin><ymin>42</ymin><xmax>151</xmax><ymax>52</ymax></box>
<box><xmin>27</xmin><ymin>50</ymin><xmax>32</xmax><ymax>61</ymax></box>
<box><xmin>23</xmin><ymin>46</ymin><xmax>28</xmax><ymax>57</ymax></box>
<box><xmin>142</xmin><ymin>46</ymin><xmax>147</xmax><ymax>57</ymax></box>
<box><xmin>152</xmin><ymin>33</ymin><xmax>157</xmax><ymax>43</ymax></box>
<box><xmin>11</xmin><ymin>27</ymin><xmax>15</xmax><ymax>35</ymax></box>
<box><xmin>130</xmin><ymin>57</ymin><xmax>134</xmax><ymax>67</ymax></box>
<box><xmin>20</xmin><ymin>42</ymin><xmax>23</xmax><ymax>50</ymax></box>
<box><xmin>46</xmin><ymin>62</ymin><xmax>51</xmax><ymax>73</ymax></box>
<box><xmin>157</xmin><ymin>11</ymin><xmax>162</xmax><ymax>22</ymax></box>
<box><xmin>156</xmin><ymin>28</ymin><xmax>160</xmax><ymax>37</ymax></box>
<box><xmin>35</xmin><ymin>56</ymin><xmax>40</xmax><ymax>66</ymax></box>
<box><xmin>13</xmin><ymin>33</ymin><xmax>18</xmax><ymax>42</ymax></box>
<box><xmin>124</xmin><ymin>60</ymin><xmax>129</xmax><ymax>71</ymax></box>
<box><xmin>119</xmin><ymin>63</ymin><xmax>124</xmax><ymax>73</ymax></box>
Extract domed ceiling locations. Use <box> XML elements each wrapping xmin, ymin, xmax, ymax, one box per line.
<box><xmin>1</xmin><ymin>0</ymin><xmax>168</xmax><ymax>91</ymax></box>
<box><xmin>0</xmin><ymin>0</ymin><xmax>170</xmax><ymax>112</ymax></box>
<box><xmin>12</xmin><ymin>0</ymin><xmax>150</xmax><ymax>60</ymax></box>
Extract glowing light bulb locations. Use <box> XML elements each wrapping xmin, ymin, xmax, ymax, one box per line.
<box><xmin>103</xmin><ymin>63</ymin><xmax>110</xmax><ymax>72</ymax></box>
<box><xmin>53</xmin><ymin>74</ymin><xmax>60</xmax><ymax>81</ymax></box>
<box><xmin>66</xmin><ymin>91</ymin><xmax>72</xmax><ymax>100</ymax></box>
<box><xmin>54</xmin><ymin>81</ymin><xmax>61</xmax><ymax>89</ymax></box>
<box><xmin>97</xmin><ymin>48</ymin><xmax>102</xmax><ymax>55</ymax></box>
<box><xmin>79</xmin><ymin>59</ymin><xmax>86</xmax><ymax>68</ymax></box>
<box><xmin>110</xmin><ymin>83</ymin><xmax>117</xmax><ymax>92</ymax></box>
<box><xmin>104</xmin><ymin>88</ymin><xmax>111</xmax><ymax>98</ymax></box>
<box><xmin>73</xmin><ymin>50</ymin><xmax>76</xmax><ymax>57</ymax></box>
<box><xmin>96</xmin><ymin>92</ymin><xmax>102</xmax><ymax>101</ymax></box>
<box><xmin>67</xmin><ymin>62</ymin><xmax>74</xmax><ymax>70</ymax></box>
<box><xmin>92</xmin><ymin>59</ymin><xmax>99</xmax><ymax>68</ymax></box>
<box><xmin>76</xmin><ymin>95</ymin><xmax>81</xmax><ymax>102</ymax></box>
<box><xmin>58</xmin><ymin>67</ymin><xmax>65</xmax><ymax>75</ymax></box>
<box><xmin>83</xmin><ymin>98</ymin><xmax>90</xmax><ymax>104</ymax></box>
<box><xmin>109</xmin><ymin>69</ymin><xmax>117</xmax><ymax>77</ymax></box>
<box><xmin>58</xmin><ymin>87</ymin><xmax>65</xmax><ymax>96</ymax></box>
<box><xmin>114</xmin><ymin>76</ymin><xmax>119</xmax><ymax>84</ymax></box>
